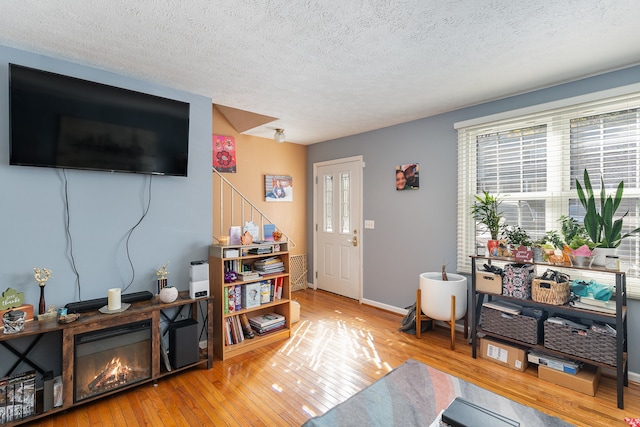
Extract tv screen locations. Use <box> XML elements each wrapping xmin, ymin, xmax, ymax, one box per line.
<box><xmin>9</xmin><ymin>63</ymin><xmax>190</xmax><ymax>176</ymax></box>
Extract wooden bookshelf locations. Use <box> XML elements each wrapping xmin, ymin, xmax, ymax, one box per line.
<box><xmin>209</xmin><ymin>242</ymin><xmax>291</xmax><ymax>360</ymax></box>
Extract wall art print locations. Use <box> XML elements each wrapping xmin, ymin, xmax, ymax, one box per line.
<box><xmin>396</xmin><ymin>163</ymin><xmax>419</xmax><ymax>190</ymax></box>
<box><xmin>212</xmin><ymin>134</ymin><xmax>236</xmax><ymax>173</ymax></box>
<box><xmin>265</xmin><ymin>175</ymin><xmax>293</xmax><ymax>202</ymax></box>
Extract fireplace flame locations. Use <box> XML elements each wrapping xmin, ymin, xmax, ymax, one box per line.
<box><xmin>88</xmin><ymin>357</ymin><xmax>147</xmax><ymax>392</ymax></box>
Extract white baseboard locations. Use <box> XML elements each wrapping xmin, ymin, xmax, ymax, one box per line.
<box><xmin>360</xmin><ymin>298</ymin><xmax>406</xmax><ymax>315</ymax></box>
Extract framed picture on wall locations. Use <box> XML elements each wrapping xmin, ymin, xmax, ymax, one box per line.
<box><xmin>265</xmin><ymin>175</ymin><xmax>293</xmax><ymax>202</ymax></box>
<box><xmin>396</xmin><ymin>163</ymin><xmax>419</xmax><ymax>190</ymax></box>
<box><xmin>212</xmin><ymin>134</ymin><xmax>237</xmax><ymax>173</ymax></box>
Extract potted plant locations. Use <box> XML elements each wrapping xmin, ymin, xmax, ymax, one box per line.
<box><xmin>559</xmin><ymin>215</ymin><xmax>595</xmax><ymax>250</ymax></box>
<box><xmin>471</xmin><ymin>191</ymin><xmax>503</xmax><ymax>256</ymax></box>
<box><xmin>502</xmin><ymin>225</ymin><xmax>532</xmax><ymax>247</ymax></box>
<box><xmin>575</xmin><ymin>169</ymin><xmax>640</xmax><ymax>265</ymax></box>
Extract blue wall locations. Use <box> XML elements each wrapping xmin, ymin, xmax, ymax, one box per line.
<box><xmin>0</xmin><ymin>45</ymin><xmax>212</xmax><ymax>311</ymax></box>
<box><xmin>307</xmin><ymin>65</ymin><xmax>640</xmax><ymax>374</ymax></box>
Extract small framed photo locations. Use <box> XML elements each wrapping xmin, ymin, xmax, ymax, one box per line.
<box><xmin>265</xmin><ymin>175</ymin><xmax>293</xmax><ymax>201</ymax></box>
<box><xmin>395</xmin><ymin>163</ymin><xmax>419</xmax><ymax>190</ymax></box>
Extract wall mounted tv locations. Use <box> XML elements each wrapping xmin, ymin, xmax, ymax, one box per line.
<box><xmin>9</xmin><ymin>63</ymin><xmax>190</xmax><ymax>176</ymax></box>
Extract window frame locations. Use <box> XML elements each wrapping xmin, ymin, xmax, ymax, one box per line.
<box><xmin>456</xmin><ymin>84</ymin><xmax>640</xmax><ymax>299</ymax></box>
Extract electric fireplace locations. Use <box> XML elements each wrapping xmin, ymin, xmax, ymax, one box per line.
<box><xmin>74</xmin><ymin>320</ymin><xmax>152</xmax><ymax>402</ymax></box>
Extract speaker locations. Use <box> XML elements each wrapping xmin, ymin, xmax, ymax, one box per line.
<box><xmin>43</xmin><ymin>371</ymin><xmax>54</xmax><ymax>412</ymax></box>
<box><xmin>169</xmin><ymin>318</ymin><xmax>199</xmax><ymax>369</ymax></box>
<box><xmin>189</xmin><ymin>260</ymin><xmax>209</xmax><ymax>299</ymax></box>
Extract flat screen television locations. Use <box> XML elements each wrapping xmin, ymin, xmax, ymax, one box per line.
<box><xmin>9</xmin><ymin>63</ymin><xmax>190</xmax><ymax>176</ymax></box>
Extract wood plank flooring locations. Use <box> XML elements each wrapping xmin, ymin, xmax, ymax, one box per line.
<box><xmin>25</xmin><ymin>289</ymin><xmax>639</xmax><ymax>426</ymax></box>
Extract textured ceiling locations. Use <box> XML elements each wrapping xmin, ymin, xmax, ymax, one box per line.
<box><xmin>2</xmin><ymin>1</ymin><xmax>640</xmax><ymax>145</ymax></box>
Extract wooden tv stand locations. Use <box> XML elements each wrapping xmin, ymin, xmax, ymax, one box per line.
<box><xmin>0</xmin><ymin>292</ymin><xmax>213</xmax><ymax>426</ymax></box>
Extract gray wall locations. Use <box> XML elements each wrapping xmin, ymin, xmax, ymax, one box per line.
<box><xmin>307</xmin><ymin>65</ymin><xmax>640</xmax><ymax>374</ymax></box>
<box><xmin>0</xmin><ymin>45</ymin><xmax>212</xmax><ymax>311</ymax></box>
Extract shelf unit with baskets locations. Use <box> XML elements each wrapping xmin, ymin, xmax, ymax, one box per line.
<box><xmin>469</xmin><ymin>255</ymin><xmax>628</xmax><ymax>409</ymax></box>
<box><xmin>209</xmin><ymin>242</ymin><xmax>291</xmax><ymax>361</ymax></box>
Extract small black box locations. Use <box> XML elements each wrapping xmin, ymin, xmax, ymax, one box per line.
<box><xmin>169</xmin><ymin>318</ymin><xmax>199</xmax><ymax>369</ymax></box>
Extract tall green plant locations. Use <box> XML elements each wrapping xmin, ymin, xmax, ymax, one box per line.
<box><xmin>575</xmin><ymin>169</ymin><xmax>640</xmax><ymax>248</ymax></box>
<box><xmin>471</xmin><ymin>191</ymin><xmax>503</xmax><ymax>240</ymax></box>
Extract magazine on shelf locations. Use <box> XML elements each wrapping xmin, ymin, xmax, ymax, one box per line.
<box><xmin>481</xmin><ymin>300</ymin><xmax>522</xmax><ymax>315</ymax></box>
<box><xmin>249</xmin><ymin>312</ymin><xmax>285</xmax><ymax>328</ymax></box>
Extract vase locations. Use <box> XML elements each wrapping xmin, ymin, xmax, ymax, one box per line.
<box><xmin>532</xmin><ymin>247</ymin><xmax>544</xmax><ymax>262</ymax></box>
<box><xmin>591</xmin><ymin>247</ymin><xmax>618</xmax><ymax>267</ymax></box>
<box><xmin>159</xmin><ymin>286</ymin><xmax>179</xmax><ymax>303</ymax></box>
<box><xmin>39</xmin><ymin>286</ymin><xmax>46</xmax><ymax>315</ymax></box>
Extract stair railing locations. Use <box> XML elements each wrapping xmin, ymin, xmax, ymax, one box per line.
<box><xmin>212</xmin><ymin>167</ymin><xmax>296</xmax><ymax>248</ymax></box>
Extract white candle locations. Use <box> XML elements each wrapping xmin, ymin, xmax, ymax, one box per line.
<box><xmin>107</xmin><ymin>288</ymin><xmax>121</xmax><ymax>311</ymax></box>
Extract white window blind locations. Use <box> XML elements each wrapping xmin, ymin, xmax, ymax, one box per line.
<box><xmin>457</xmin><ymin>91</ymin><xmax>640</xmax><ymax>299</ymax></box>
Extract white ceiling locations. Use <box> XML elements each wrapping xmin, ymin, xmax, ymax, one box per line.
<box><xmin>2</xmin><ymin>1</ymin><xmax>640</xmax><ymax>145</ymax></box>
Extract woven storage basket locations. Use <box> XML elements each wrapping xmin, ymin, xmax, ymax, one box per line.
<box><xmin>544</xmin><ymin>321</ymin><xmax>617</xmax><ymax>366</ymax></box>
<box><xmin>480</xmin><ymin>305</ymin><xmax>542</xmax><ymax>344</ymax></box>
<box><xmin>531</xmin><ymin>279</ymin><xmax>571</xmax><ymax>305</ymax></box>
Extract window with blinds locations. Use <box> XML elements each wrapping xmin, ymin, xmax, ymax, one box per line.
<box><xmin>457</xmin><ymin>90</ymin><xmax>640</xmax><ymax>298</ymax></box>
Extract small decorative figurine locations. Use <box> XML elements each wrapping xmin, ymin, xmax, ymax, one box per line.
<box><xmin>240</xmin><ymin>230</ymin><xmax>253</xmax><ymax>245</ymax></box>
<box><xmin>34</xmin><ymin>267</ymin><xmax>52</xmax><ymax>315</ymax></box>
<box><xmin>156</xmin><ymin>262</ymin><xmax>170</xmax><ymax>293</ymax></box>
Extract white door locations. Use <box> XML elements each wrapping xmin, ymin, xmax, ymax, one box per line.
<box><xmin>314</xmin><ymin>156</ymin><xmax>362</xmax><ymax>300</ymax></box>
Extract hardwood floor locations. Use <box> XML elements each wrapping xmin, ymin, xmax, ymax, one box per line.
<box><xmin>25</xmin><ymin>289</ymin><xmax>639</xmax><ymax>427</ymax></box>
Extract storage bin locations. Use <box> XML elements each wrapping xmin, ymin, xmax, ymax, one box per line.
<box><xmin>475</xmin><ymin>271</ymin><xmax>502</xmax><ymax>294</ymax></box>
<box><xmin>544</xmin><ymin>321</ymin><xmax>617</xmax><ymax>366</ymax></box>
<box><xmin>532</xmin><ymin>279</ymin><xmax>571</xmax><ymax>305</ymax></box>
<box><xmin>502</xmin><ymin>263</ymin><xmax>535</xmax><ymax>299</ymax></box>
<box><xmin>480</xmin><ymin>305</ymin><xmax>544</xmax><ymax>344</ymax></box>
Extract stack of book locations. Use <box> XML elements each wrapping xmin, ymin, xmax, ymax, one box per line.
<box><xmin>237</xmin><ymin>271</ymin><xmax>261</xmax><ymax>281</ymax></box>
<box><xmin>249</xmin><ymin>312</ymin><xmax>286</xmax><ymax>335</ymax></box>
<box><xmin>248</xmin><ymin>246</ymin><xmax>273</xmax><ymax>255</ymax></box>
<box><xmin>253</xmin><ymin>257</ymin><xmax>285</xmax><ymax>274</ymax></box>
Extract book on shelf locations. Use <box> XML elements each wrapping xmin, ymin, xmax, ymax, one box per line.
<box><xmin>229</xmin><ymin>226</ymin><xmax>242</xmax><ymax>245</ymax></box>
<box><xmin>224</xmin><ymin>315</ymin><xmax>248</xmax><ymax>346</ymax></box>
<box><xmin>569</xmin><ymin>299</ymin><xmax>616</xmax><ymax>314</ymax></box>
<box><xmin>260</xmin><ymin>281</ymin><xmax>271</xmax><ymax>304</ymax></box>
<box><xmin>263</xmin><ymin>224</ymin><xmax>276</xmax><ymax>242</ymax></box>
<box><xmin>482</xmin><ymin>300</ymin><xmax>522</xmax><ymax>315</ymax></box>
<box><xmin>248</xmin><ymin>247</ymin><xmax>273</xmax><ymax>255</ymax></box>
<box><xmin>234</xmin><ymin>286</ymin><xmax>242</xmax><ymax>311</ymax></box>
<box><xmin>253</xmin><ymin>323</ymin><xmax>286</xmax><ymax>335</ymax></box>
<box><xmin>237</xmin><ymin>271</ymin><xmax>261</xmax><ymax>281</ymax></box>
<box><xmin>241</xmin><ymin>283</ymin><xmax>261</xmax><ymax>309</ymax></box>
<box><xmin>226</xmin><ymin>285</ymin><xmax>236</xmax><ymax>313</ymax></box>
<box><xmin>249</xmin><ymin>312</ymin><xmax>285</xmax><ymax>328</ymax></box>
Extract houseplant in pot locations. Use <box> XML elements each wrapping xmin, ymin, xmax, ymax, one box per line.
<box><xmin>576</xmin><ymin>169</ymin><xmax>640</xmax><ymax>266</ymax></box>
<box><xmin>471</xmin><ymin>191</ymin><xmax>503</xmax><ymax>256</ymax></box>
<box><xmin>559</xmin><ymin>215</ymin><xmax>595</xmax><ymax>267</ymax></box>
<box><xmin>502</xmin><ymin>224</ymin><xmax>533</xmax><ymax>261</ymax></box>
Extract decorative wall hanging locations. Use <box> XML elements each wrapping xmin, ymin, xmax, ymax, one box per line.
<box><xmin>212</xmin><ymin>134</ymin><xmax>237</xmax><ymax>172</ymax></box>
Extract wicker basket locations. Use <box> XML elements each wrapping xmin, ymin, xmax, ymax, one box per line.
<box><xmin>531</xmin><ymin>279</ymin><xmax>571</xmax><ymax>305</ymax></box>
<box><xmin>480</xmin><ymin>305</ymin><xmax>543</xmax><ymax>344</ymax></box>
<box><xmin>544</xmin><ymin>321</ymin><xmax>617</xmax><ymax>366</ymax></box>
